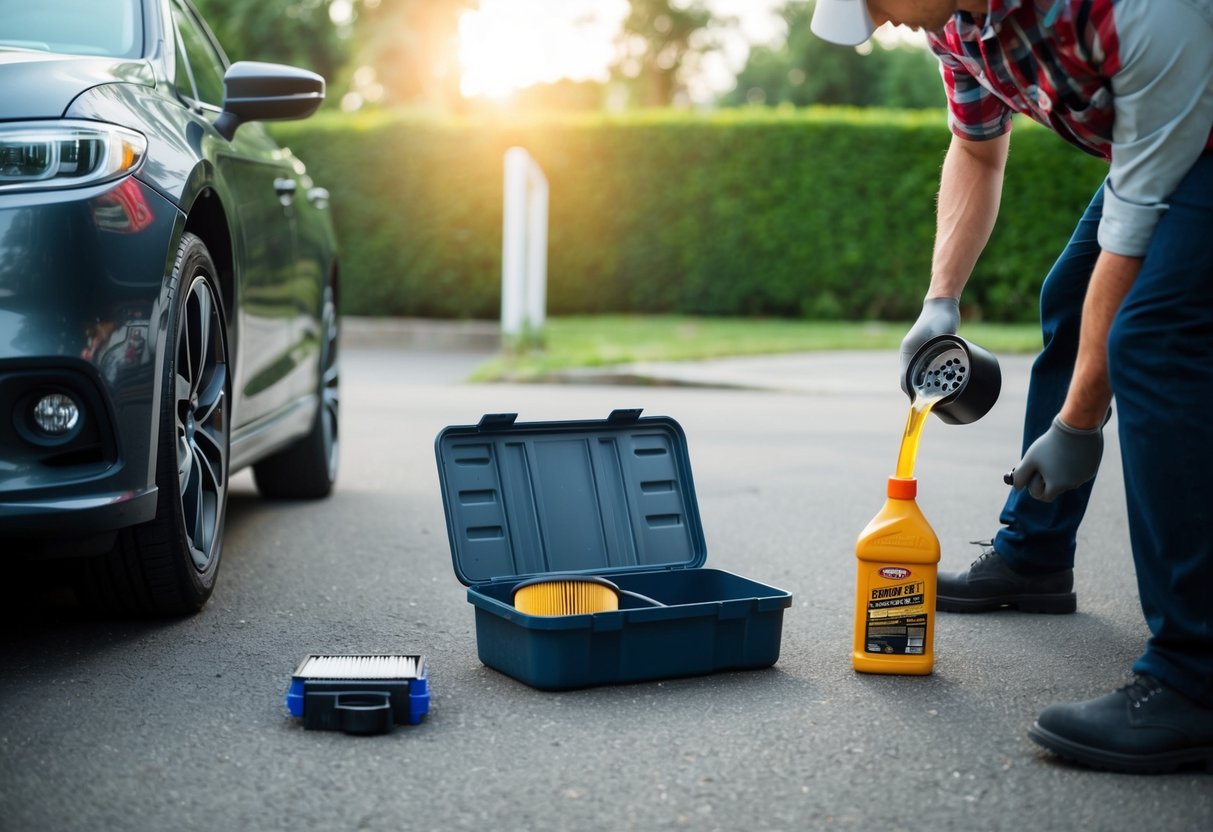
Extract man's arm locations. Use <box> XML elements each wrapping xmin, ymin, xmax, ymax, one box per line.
<box><xmin>1092</xmin><ymin>0</ymin><xmax>1213</xmax><ymax>257</ymax></box>
<box><xmin>898</xmin><ymin>132</ymin><xmax>1010</xmax><ymax>390</ymax></box>
<box><xmin>1049</xmin><ymin>1</ymin><xmax>1211</xmax><ymax>424</ymax></box>
<box><xmin>1011</xmin><ymin>230</ymin><xmax>1143</xmax><ymax>502</ymax></box>
<box><xmin>1058</xmin><ymin>251</ymin><xmax>1141</xmax><ymax>429</ymax></box>
<box><xmin>927</xmin><ymin>132</ymin><xmax>1010</xmax><ymax>300</ymax></box>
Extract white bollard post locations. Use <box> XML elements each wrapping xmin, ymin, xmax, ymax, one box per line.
<box><xmin>501</xmin><ymin>147</ymin><xmax>548</xmax><ymax>350</ymax></box>
<box><xmin>501</xmin><ymin>148</ymin><xmax>529</xmax><ymax>345</ymax></box>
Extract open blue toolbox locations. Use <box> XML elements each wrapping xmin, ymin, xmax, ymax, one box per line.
<box><xmin>435</xmin><ymin>409</ymin><xmax>793</xmax><ymax>690</ymax></box>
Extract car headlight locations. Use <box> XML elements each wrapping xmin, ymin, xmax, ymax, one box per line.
<box><xmin>0</xmin><ymin>121</ymin><xmax>146</xmax><ymax>192</ymax></box>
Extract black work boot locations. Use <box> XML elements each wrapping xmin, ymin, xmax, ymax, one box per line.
<box><xmin>1028</xmin><ymin>674</ymin><xmax>1213</xmax><ymax>773</ymax></box>
<box><xmin>936</xmin><ymin>542</ymin><xmax>1076</xmax><ymax>613</ymax></box>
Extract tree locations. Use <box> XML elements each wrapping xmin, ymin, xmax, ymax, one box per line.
<box><xmin>876</xmin><ymin>46</ymin><xmax>947</xmax><ymax>109</ymax></box>
<box><xmin>347</xmin><ymin>0</ymin><xmax>472</xmax><ymax>108</ymax></box>
<box><xmin>611</xmin><ymin>0</ymin><xmax>723</xmax><ymax>107</ymax></box>
<box><xmin>191</xmin><ymin>0</ymin><xmax>471</xmax><ymax>109</ymax></box>
<box><xmin>722</xmin><ymin>1</ymin><xmax>942</xmax><ymax>109</ymax></box>
<box><xmin>192</xmin><ymin>0</ymin><xmax>350</xmax><ymax>85</ymax></box>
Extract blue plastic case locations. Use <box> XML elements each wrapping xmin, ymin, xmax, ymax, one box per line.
<box><xmin>435</xmin><ymin>409</ymin><xmax>792</xmax><ymax>690</ymax></box>
<box><xmin>285</xmin><ymin>654</ymin><xmax>430</xmax><ymax>735</ymax></box>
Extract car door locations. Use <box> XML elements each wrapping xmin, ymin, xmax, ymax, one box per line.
<box><xmin>170</xmin><ymin>0</ymin><xmax>303</xmax><ymax>429</ymax></box>
<box><xmin>278</xmin><ymin>146</ymin><xmax>337</xmax><ymax>398</ymax></box>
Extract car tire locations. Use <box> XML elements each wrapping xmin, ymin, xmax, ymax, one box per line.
<box><xmin>251</xmin><ymin>279</ymin><xmax>339</xmax><ymax>499</ymax></box>
<box><xmin>76</xmin><ymin>233</ymin><xmax>230</xmax><ymax>615</ymax></box>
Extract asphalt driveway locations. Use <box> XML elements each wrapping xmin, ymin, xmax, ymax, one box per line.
<box><xmin>1</xmin><ymin>339</ymin><xmax>1209</xmax><ymax>832</ymax></box>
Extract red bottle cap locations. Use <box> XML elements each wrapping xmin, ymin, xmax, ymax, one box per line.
<box><xmin>887</xmin><ymin>477</ymin><xmax>918</xmax><ymax>499</ymax></box>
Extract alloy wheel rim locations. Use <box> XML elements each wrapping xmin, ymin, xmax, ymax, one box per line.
<box><xmin>175</xmin><ymin>274</ymin><xmax>228</xmax><ymax>572</ymax></box>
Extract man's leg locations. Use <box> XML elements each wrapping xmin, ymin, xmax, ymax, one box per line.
<box><xmin>1111</xmin><ymin>154</ymin><xmax>1213</xmax><ymax>704</ymax></box>
<box><xmin>937</xmin><ymin>185</ymin><xmax>1104</xmax><ymax>612</ymax></box>
<box><xmin>1028</xmin><ymin>155</ymin><xmax>1213</xmax><ymax>773</ymax></box>
<box><xmin>994</xmin><ymin>187</ymin><xmax>1104</xmax><ymax>573</ymax></box>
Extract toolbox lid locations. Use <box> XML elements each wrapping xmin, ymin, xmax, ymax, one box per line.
<box><xmin>435</xmin><ymin>409</ymin><xmax>708</xmax><ymax>586</ymax></box>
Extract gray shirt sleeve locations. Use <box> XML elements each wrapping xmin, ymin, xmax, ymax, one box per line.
<box><xmin>1100</xmin><ymin>0</ymin><xmax>1213</xmax><ymax>256</ymax></box>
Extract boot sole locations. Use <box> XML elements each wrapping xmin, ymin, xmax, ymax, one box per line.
<box><xmin>1028</xmin><ymin>722</ymin><xmax>1213</xmax><ymax>774</ymax></box>
<box><xmin>937</xmin><ymin>591</ymin><xmax>1076</xmax><ymax>614</ymax></box>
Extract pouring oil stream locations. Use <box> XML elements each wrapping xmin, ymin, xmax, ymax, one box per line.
<box><xmin>895</xmin><ymin>390</ymin><xmax>946</xmax><ymax>479</ymax></box>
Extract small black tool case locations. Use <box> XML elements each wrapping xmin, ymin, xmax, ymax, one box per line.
<box><xmin>435</xmin><ymin>409</ymin><xmax>792</xmax><ymax>690</ymax></box>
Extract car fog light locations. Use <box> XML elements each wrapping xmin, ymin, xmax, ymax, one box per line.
<box><xmin>32</xmin><ymin>393</ymin><xmax>80</xmax><ymax>435</ymax></box>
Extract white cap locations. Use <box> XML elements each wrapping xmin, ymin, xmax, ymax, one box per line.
<box><xmin>810</xmin><ymin>0</ymin><xmax>877</xmax><ymax>46</ymax></box>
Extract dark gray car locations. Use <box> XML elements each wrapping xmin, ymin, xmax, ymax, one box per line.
<box><xmin>0</xmin><ymin>0</ymin><xmax>341</xmax><ymax>614</ymax></box>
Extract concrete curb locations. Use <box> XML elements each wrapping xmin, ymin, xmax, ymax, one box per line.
<box><xmin>341</xmin><ymin>316</ymin><xmax>500</xmax><ymax>351</ymax></box>
<box><xmin>490</xmin><ymin>353</ymin><xmax>910</xmax><ymax>395</ymax></box>
<box><xmin>338</xmin><ymin>319</ymin><xmax>911</xmax><ymax>393</ymax></box>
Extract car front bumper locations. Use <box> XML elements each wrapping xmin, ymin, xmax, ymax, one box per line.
<box><xmin>0</xmin><ymin>176</ymin><xmax>182</xmax><ymax>553</ymax></box>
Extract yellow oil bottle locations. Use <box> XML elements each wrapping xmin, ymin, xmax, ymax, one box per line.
<box><xmin>852</xmin><ymin>396</ymin><xmax>942</xmax><ymax>675</ymax></box>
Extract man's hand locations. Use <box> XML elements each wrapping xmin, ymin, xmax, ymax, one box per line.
<box><xmin>899</xmin><ymin>297</ymin><xmax>960</xmax><ymax>395</ymax></box>
<box><xmin>1010</xmin><ymin>416</ymin><xmax>1103</xmax><ymax>502</ymax></box>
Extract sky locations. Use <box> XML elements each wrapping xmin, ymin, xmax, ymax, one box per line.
<box><xmin>457</xmin><ymin>0</ymin><xmax>789</xmax><ymax>101</ymax></box>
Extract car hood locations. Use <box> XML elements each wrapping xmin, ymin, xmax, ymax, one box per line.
<box><xmin>0</xmin><ymin>50</ymin><xmax>155</xmax><ymax>120</ymax></box>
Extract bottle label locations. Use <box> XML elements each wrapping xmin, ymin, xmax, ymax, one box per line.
<box><xmin>864</xmin><ymin>576</ymin><xmax>928</xmax><ymax>655</ymax></box>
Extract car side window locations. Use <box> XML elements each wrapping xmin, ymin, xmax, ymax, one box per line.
<box><xmin>171</xmin><ymin>2</ymin><xmax>226</xmax><ymax>108</ymax></box>
<box><xmin>172</xmin><ymin>29</ymin><xmax>197</xmax><ymax>102</ymax></box>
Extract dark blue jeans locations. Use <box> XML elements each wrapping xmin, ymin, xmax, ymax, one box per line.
<box><xmin>995</xmin><ymin>154</ymin><xmax>1213</xmax><ymax>705</ymax></box>
<box><xmin>993</xmin><ymin>185</ymin><xmax>1104</xmax><ymax>574</ymax></box>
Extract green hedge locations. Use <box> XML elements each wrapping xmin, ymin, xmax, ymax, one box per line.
<box><xmin>272</xmin><ymin>108</ymin><xmax>1107</xmax><ymax>323</ymax></box>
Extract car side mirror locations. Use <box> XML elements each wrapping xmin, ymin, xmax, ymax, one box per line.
<box><xmin>214</xmin><ymin>61</ymin><xmax>325</xmax><ymax>141</ymax></box>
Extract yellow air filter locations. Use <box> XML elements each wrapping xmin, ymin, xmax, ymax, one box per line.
<box><xmin>513</xmin><ymin>576</ymin><xmax>621</xmax><ymax>616</ymax></box>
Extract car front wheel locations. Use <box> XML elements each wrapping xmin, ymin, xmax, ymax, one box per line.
<box><xmin>77</xmin><ymin>232</ymin><xmax>230</xmax><ymax>615</ymax></box>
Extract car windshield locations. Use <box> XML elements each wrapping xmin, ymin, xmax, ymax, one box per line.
<box><xmin>0</xmin><ymin>0</ymin><xmax>143</xmax><ymax>58</ymax></box>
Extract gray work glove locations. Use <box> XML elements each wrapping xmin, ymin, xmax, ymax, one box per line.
<box><xmin>899</xmin><ymin>297</ymin><xmax>960</xmax><ymax>396</ymax></box>
<box><xmin>1009</xmin><ymin>416</ymin><xmax>1103</xmax><ymax>502</ymax></box>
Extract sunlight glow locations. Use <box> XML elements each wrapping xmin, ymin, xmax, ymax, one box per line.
<box><xmin>329</xmin><ymin>0</ymin><xmax>354</xmax><ymax>26</ymax></box>
<box><xmin>454</xmin><ymin>1</ymin><xmax>923</xmax><ymax>104</ymax></box>
<box><xmin>458</xmin><ymin>0</ymin><xmax>628</xmax><ymax>99</ymax></box>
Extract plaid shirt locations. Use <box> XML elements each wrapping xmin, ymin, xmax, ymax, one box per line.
<box><xmin>928</xmin><ymin>0</ymin><xmax>1122</xmax><ymax>159</ymax></box>
<box><xmin>927</xmin><ymin>0</ymin><xmax>1213</xmax><ymax>255</ymax></box>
